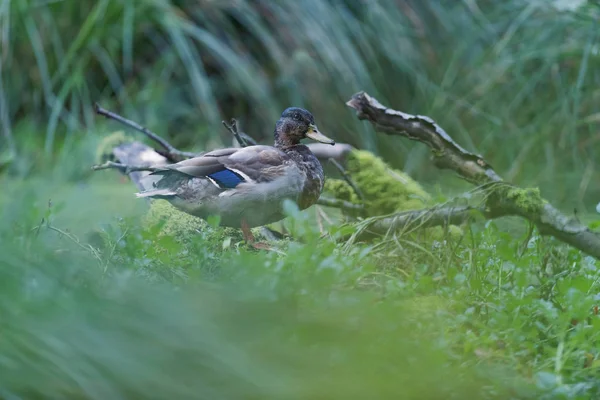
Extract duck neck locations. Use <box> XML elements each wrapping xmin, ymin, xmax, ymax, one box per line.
<box><xmin>274</xmin><ymin>123</ymin><xmax>300</xmax><ymax>149</ymax></box>
<box><xmin>285</xmin><ymin>143</ymin><xmax>324</xmax><ymax>210</ymax></box>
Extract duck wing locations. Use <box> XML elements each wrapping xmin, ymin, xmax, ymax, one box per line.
<box><xmin>150</xmin><ymin>145</ymin><xmax>291</xmax><ymax>189</ymax></box>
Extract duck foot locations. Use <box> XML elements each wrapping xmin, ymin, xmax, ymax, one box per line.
<box><xmin>250</xmin><ymin>241</ymin><xmax>286</xmax><ymax>255</ymax></box>
<box><xmin>249</xmin><ymin>241</ymin><xmax>274</xmax><ymax>251</ymax></box>
<box><xmin>241</xmin><ymin>219</ymin><xmax>281</xmax><ymax>253</ymax></box>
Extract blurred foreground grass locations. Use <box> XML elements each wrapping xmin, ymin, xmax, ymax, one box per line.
<box><xmin>2</xmin><ymin>146</ymin><xmax>600</xmax><ymax>398</ymax></box>
<box><xmin>0</xmin><ymin>173</ymin><xmax>530</xmax><ymax>399</ymax></box>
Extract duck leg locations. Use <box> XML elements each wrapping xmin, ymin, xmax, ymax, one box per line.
<box><xmin>240</xmin><ymin>219</ymin><xmax>272</xmax><ymax>251</ymax></box>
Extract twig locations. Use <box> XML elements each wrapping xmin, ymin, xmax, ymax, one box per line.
<box><xmin>222</xmin><ymin>118</ymin><xmax>258</xmax><ymax>148</ymax></box>
<box><xmin>347</xmin><ymin>91</ymin><xmax>600</xmax><ymax>259</ymax></box>
<box><xmin>328</xmin><ymin>158</ymin><xmax>365</xmax><ymax>202</ymax></box>
<box><xmin>317</xmin><ymin>196</ymin><xmax>364</xmax><ymax>212</ymax></box>
<box><xmin>95</xmin><ymin>103</ymin><xmax>197</xmax><ymax>160</ymax></box>
<box><xmin>91</xmin><ymin>161</ymin><xmax>161</xmax><ymax>174</ymax></box>
<box><xmin>240</xmin><ymin>132</ymin><xmax>258</xmax><ymax>146</ymax></box>
<box><xmin>355</xmin><ymin>205</ymin><xmax>478</xmax><ymax>241</ymax></box>
<box><xmin>222</xmin><ymin>118</ymin><xmax>248</xmax><ymax>147</ymax></box>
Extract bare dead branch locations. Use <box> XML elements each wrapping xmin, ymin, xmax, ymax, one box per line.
<box><xmin>240</xmin><ymin>132</ymin><xmax>258</xmax><ymax>147</ymax></box>
<box><xmin>91</xmin><ymin>161</ymin><xmax>161</xmax><ymax>174</ymax></box>
<box><xmin>346</xmin><ymin>92</ymin><xmax>502</xmax><ymax>185</ymax></box>
<box><xmin>222</xmin><ymin>118</ymin><xmax>248</xmax><ymax>147</ymax></box>
<box><xmin>222</xmin><ymin>117</ymin><xmax>353</xmax><ymax>162</ymax></box>
<box><xmin>95</xmin><ymin>103</ymin><xmax>198</xmax><ymax>161</ymax></box>
<box><xmin>347</xmin><ymin>91</ymin><xmax>600</xmax><ymax>259</ymax></box>
<box><xmin>221</xmin><ymin>118</ymin><xmax>259</xmax><ymax>148</ymax></box>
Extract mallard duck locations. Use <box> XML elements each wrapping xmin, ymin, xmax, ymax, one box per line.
<box><xmin>136</xmin><ymin>107</ymin><xmax>335</xmax><ymax>249</ymax></box>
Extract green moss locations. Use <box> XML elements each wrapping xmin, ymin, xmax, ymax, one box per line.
<box><xmin>143</xmin><ymin>200</ymin><xmax>206</xmax><ymax>241</ymax></box>
<box><xmin>95</xmin><ymin>131</ymin><xmax>135</xmax><ymax>164</ymax></box>
<box><xmin>324</xmin><ymin>150</ymin><xmax>431</xmax><ymax>217</ymax></box>
<box><xmin>505</xmin><ymin>187</ymin><xmax>544</xmax><ymax>214</ymax></box>
<box><xmin>345</xmin><ymin>150</ymin><xmax>431</xmax><ymax>216</ymax></box>
<box><xmin>143</xmin><ymin>200</ymin><xmax>247</xmax><ymax>246</ymax></box>
<box><xmin>324</xmin><ymin>179</ymin><xmax>360</xmax><ymax>205</ymax></box>
<box><xmin>323</xmin><ymin>149</ymin><xmax>464</xmax><ymax>238</ymax></box>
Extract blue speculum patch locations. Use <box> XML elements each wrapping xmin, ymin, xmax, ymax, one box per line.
<box><xmin>208</xmin><ymin>168</ymin><xmax>245</xmax><ymax>189</ymax></box>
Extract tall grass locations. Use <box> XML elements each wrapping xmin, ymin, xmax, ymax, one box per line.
<box><xmin>2</xmin><ymin>0</ymin><xmax>600</xmax><ymax>208</ymax></box>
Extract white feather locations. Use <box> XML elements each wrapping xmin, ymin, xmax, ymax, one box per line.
<box><xmin>135</xmin><ymin>189</ymin><xmax>177</xmax><ymax>198</ymax></box>
<box><xmin>206</xmin><ymin>176</ymin><xmax>223</xmax><ymax>189</ymax></box>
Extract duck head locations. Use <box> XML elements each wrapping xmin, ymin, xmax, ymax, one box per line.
<box><xmin>274</xmin><ymin>107</ymin><xmax>335</xmax><ymax>148</ymax></box>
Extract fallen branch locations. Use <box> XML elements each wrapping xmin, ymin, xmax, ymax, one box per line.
<box><xmin>353</xmin><ymin>205</ymin><xmax>479</xmax><ymax>242</ymax></box>
<box><xmin>347</xmin><ymin>91</ymin><xmax>600</xmax><ymax>259</ymax></box>
<box><xmin>95</xmin><ymin>104</ymin><xmax>198</xmax><ymax>161</ymax></box>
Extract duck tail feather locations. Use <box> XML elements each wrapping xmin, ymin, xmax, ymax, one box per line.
<box><xmin>135</xmin><ymin>189</ymin><xmax>177</xmax><ymax>199</ymax></box>
<box><xmin>148</xmin><ymin>168</ymin><xmax>171</xmax><ymax>176</ymax></box>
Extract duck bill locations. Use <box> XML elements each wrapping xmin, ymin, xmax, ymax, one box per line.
<box><xmin>306</xmin><ymin>124</ymin><xmax>335</xmax><ymax>145</ymax></box>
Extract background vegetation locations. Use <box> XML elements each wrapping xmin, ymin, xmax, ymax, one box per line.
<box><xmin>2</xmin><ymin>0</ymin><xmax>600</xmax><ymax>398</ymax></box>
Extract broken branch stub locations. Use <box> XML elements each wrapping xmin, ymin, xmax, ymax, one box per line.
<box><xmin>346</xmin><ymin>92</ymin><xmax>502</xmax><ymax>185</ymax></box>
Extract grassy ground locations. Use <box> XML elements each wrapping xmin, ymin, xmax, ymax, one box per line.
<box><xmin>3</xmin><ymin>1</ymin><xmax>600</xmax><ymax>398</ymax></box>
